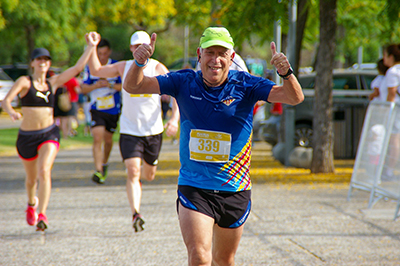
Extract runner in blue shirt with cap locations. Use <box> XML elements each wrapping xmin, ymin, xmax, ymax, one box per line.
<box><xmin>123</xmin><ymin>26</ymin><xmax>304</xmax><ymax>266</ymax></box>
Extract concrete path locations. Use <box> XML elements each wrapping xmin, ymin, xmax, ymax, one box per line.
<box><xmin>1</xmin><ymin>141</ymin><xmax>400</xmax><ymax>265</ymax></box>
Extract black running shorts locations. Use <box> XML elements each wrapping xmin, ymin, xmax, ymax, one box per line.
<box><xmin>119</xmin><ymin>133</ymin><xmax>163</xmax><ymax>165</ymax></box>
<box><xmin>177</xmin><ymin>185</ymin><xmax>251</xmax><ymax>228</ymax></box>
<box><xmin>16</xmin><ymin>124</ymin><xmax>60</xmax><ymax>160</ymax></box>
<box><xmin>90</xmin><ymin>109</ymin><xmax>120</xmax><ymax>133</ymax></box>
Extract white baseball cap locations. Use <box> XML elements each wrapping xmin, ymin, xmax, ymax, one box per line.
<box><xmin>130</xmin><ymin>31</ymin><xmax>151</xmax><ymax>46</ymax></box>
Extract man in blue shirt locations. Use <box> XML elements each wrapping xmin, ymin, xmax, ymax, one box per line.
<box><xmin>81</xmin><ymin>38</ymin><xmax>122</xmax><ymax>184</ymax></box>
<box><xmin>123</xmin><ymin>27</ymin><xmax>304</xmax><ymax>265</ymax></box>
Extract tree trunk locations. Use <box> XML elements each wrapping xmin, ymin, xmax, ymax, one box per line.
<box><xmin>311</xmin><ymin>0</ymin><xmax>337</xmax><ymax>173</ymax></box>
<box><xmin>25</xmin><ymin>25</ymin><xmax>35</xmax><ymax>75</ymax></box>
<box><xmin>294</xmin><ymin>0</ymin><xmax>309</xmax><ymax>76</ymax></box>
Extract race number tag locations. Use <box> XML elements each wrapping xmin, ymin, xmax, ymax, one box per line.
<box><xmin>189</xmin><ymin>129</ymin><xmax>231</xmax><ymax>163</ymax></box>
<box><xmin>130</xmin><ymin>94</ymin><xmax>152</xmax><ymax>98</ymax></box>
<box><xmin>97</xmin><ymin>95</ymin><xmax>115</xmax><ymax>110</ymax></box>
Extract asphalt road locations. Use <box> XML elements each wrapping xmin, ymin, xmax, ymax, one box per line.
<box><xmin>1</xmin><ymin>141</ymin><xmax>400</xmax><ymax>265</ymax></box>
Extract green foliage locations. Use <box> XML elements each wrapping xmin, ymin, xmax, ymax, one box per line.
<box><xmin>0</xmin><ymin>0</ymin><xmax>399</xmax><ymax>70</ymax></box>
<box><xmin>90</xmin><ymin>0</ymin><xmax>176</xmax><ymax>29</ymax></box>
<box><xmin>174</xmin><ymin>0</ymin><xmax>289</xmax><ymax>51</ymax></box>
<box><xmin>336</xmin><ymin>0</ymin><xmax>400</xmax><ymax>65</ymax></box>
<box><xmin>0</xmin><ymin>128</ymin><xmax>18</xmax><ymax>149</ymax></box>
<box><xmin>0</xmin><ymin>0</ymin><xmax>91</xmax><ymax>65</ymax></box>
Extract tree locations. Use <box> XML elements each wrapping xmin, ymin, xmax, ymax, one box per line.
<box><xmin>90</xmin><ymin>0</ymin><xmax>176</xmax><ymax>32</ymax></box>
<box><xmin>294</xmin><ymin>0</ymin><xmax>310</xmax><ymax>75</ymax></box>
<box><xmin>0</xmin><ymin>0</ymin><xmax>177</xmax><ymax>67</ymax></box>
<box><xmin>0</xmin><ymin>0</ymin><xmax>18</xmax><ymax>30</ymax></box>
<box><xmin>173</xmin><ymin>0</ymin><xmax>290</xmax><ymax>52</ymax></box>
<box><xmin>0</xmin><ymin>0</ymin><xmax>91</xmax><ymax>65</ymax></box>
<box><xmin>311</xmin><ymin>0</ymin><xmax>337</xmax><ymax>173</ymax></box>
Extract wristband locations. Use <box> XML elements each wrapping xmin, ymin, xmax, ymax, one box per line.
<box><xmin>277</xmin><ymin>68</ymin><xmax>293</xmax><ymax>80</ymax></box>
<box><xmin>134</xmin><ymin>59</ymin><xmax>149</xmax><ymax>67</ymax></box>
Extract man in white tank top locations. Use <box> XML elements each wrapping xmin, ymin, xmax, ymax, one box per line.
<box><xmin>86</xmin><ymin>31</ymin><xmax>179</xmax><ymax>232</ymax></box>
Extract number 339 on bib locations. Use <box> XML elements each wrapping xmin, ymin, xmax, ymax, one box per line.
<box><xmin>189</xmin><ymin>129</ymin><xmax>231</xmax><ymax>163</ymax></box>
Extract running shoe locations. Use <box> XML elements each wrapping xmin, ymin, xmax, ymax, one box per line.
<box><xmin>102</xmin><ymin>164</ymin><xmax>109</xmax><ymax>179</ymax></box>
<box><xmin>26</xmin><ymin>196</ymin><xmax>39</xmax><ymax>226</ymax></box>
<box><xmin>36</xmin><ymin>213</ymin><xmax>48</xmax><ymax>231</ymax></box>
<box><xmin>92</xmin><ymin>171</ymin><xmax>105</xmax><ymax>184</ymax></box>
<box><xmin>132</xmin><ymin>213</ymin><xmax>145</xmax><ymax>233</ymax></box>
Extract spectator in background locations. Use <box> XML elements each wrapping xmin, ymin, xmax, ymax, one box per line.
<box><xmin>81</xmin><ymin>38</ymin><xmax>122</xmax><ymax>184</ymax></box>
<box><xmin>78</xmin><ymin>89</ymin><xmax>91</xmax><ymax>136</ymax></box>
<box><xmin>53</xmin><ymin>77</ymin><xmax>80</xmax><ymax>139</ymax></box>
<box><xmin>369</xmin><ymin>58</ymin><xmax>389</xmax><ymax>102</ymax></box>
<box><xmin>382</xmin><ymin>44</ymin><xmax>400</xmax><ymax>179</ymax></box>
<box><xmin>65</xmin><ymin>76</ymin><xmax>80</xmax><ymax>137</ymax></box>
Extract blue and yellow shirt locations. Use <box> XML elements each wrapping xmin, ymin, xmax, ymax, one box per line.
<box><xmin>157</xmin><ymin>69</ymin><xmax>274</xmax><ymax>192</ymax></box>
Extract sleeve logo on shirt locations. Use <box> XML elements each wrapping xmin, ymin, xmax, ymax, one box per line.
<box><xmin>36</xmin><ymin>91</ymin><xmax>51</xmax><ymax>103</ymax></box>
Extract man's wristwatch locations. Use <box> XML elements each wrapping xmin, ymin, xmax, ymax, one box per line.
<box><xmin>277</xmin><ymin>68</ymin><xmax>293</xmax><ymax>80</ymax></box>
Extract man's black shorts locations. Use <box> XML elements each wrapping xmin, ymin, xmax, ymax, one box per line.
<box><xmin>16</xmin><ymin>124</ymin><xmax>60</xmax><ymax>160</ymax></box>
<box><xmin>119</xmin><ymin>133</ymin><xmax>163</xmax><ymax>165</ymax></box>
<box><xmin>90</xmin><ymin>109</ymin><xmax>120</xmax><ymax>133</ymax></box>
<box><xmin>177</xmin><ymin>185</ymin><xmax>251</xmax><ymax>228</ymax></box>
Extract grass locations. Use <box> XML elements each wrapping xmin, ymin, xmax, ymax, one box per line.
<box><xmin>0</xmin><ymin>122</ymin><xmax>176</xmax><ymax>157</ymax></box>
<box><xmin>0</xmin><ymin>125</ymin><xmax>121</xmax><ymax>157</ymax></box>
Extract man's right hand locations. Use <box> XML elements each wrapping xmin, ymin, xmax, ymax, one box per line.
<box><xmin>86</xmin><ymin>31</ymin><xmax>101</xmax><ymax>47</ymax></box>
<box><xmin>96</xmin><ymin>79</ymin><xmax>109</xmax><ymax>88</ymax></box>
<box><xmin>133</xmin><ymin>33</ymin><xmax>157</xmax><ymax>65</ymax></box>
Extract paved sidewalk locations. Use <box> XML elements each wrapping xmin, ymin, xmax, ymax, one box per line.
<box><xmin>1</xmin><ymin>143</ymin><xmax>400</xmax><ymax>265</ymax></box>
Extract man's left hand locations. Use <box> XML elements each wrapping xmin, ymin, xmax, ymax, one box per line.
<box><xmin>270</xmin><ymin>41</ymin><xmax>291</xmax><ymax>75</ymax></box>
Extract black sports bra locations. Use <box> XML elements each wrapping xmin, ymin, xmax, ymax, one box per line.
<box><xmin>20</xmin><ymin>76</ymin><xmax>54</xmax><ymax>107</ymax></box>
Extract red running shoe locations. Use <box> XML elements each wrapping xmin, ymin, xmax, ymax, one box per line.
<box><xmin>26</xmin><ymin>196</ymin><xmax>38</xmax><ymax>226</ymax></box>
<box><xmin>36</xmin><ymin>213</ymin><xmax>48</xmax><ymax>231</ymax></box>
<box><xmin>132</xmin><ymin>213</ymin><xmax>145</xmax><ymax>233</ymax></box>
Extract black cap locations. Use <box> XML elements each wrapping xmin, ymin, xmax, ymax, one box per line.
<box><xmin>31</xmin><ymin>48</ymin><xmax>51</xmax><ymax>60</ymax></box>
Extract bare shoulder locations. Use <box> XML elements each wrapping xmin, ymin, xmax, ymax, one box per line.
<box><xmin>155</xmin><ymin>61</ymin><xmax>169</xmax><ymax>75</ymax></box>
<box><xmin>11</xmin><ymin>75</ymin><xmax>31</xmax><ymax>96</ymax></box>
<box><xmin>15</xmin><ymin>75</ymin><xmax>31</xmax><ymax>88</ymax></box>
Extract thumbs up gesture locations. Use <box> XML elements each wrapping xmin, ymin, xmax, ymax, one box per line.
<box><xmin>133</xmin><ymin>33</ymin><xmax>157</xmax><ymax>65</ymax></box>
<box><xmin>270</xmin><ymin>41</ymin><xmax>291</xmax><ymax>76</ymax></box>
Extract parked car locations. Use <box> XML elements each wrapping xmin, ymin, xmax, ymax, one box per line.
<box><xmin>0</xmin><ymin>63</ymin><xmax>61</xmax><ymax>81</ymax></box>
<box><xmin>0</xmin><ymin>68</ymin><xmax>18</xmax><ymax>113</ymax></box>
<box><xmin>244</xmin><ymin>58</ymin><xmax>272</xmax><ymax>78</ymax></box>
<box><xmin>167</xmin><ymin>57</ymin><xmax>198</xmax><ymax>72</ymax></box>
<box><xmin>259</xmin><ymin>69</ymin><xmax>378</xmax><ymax>158</ymax></box>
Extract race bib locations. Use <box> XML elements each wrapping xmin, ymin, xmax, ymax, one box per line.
<box><xmin>189</xmin><ymin>129</ymin><xmax>231</xmax><ymax>163</ymax></box>
<box><xmin>130</xmin><ymin>94</ymin><xmax>152</xmax><ymax>97</ymax></box>
<box><xmin>97</xmin><ymin>95</ymin><xmax>115</xmax><ymax>110</ymax></box>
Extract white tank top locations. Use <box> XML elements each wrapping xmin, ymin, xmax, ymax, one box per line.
<box><xmin>120</xmin><ymin>59</ymin><xmax>163</xmax><ymax>136</ymax></box>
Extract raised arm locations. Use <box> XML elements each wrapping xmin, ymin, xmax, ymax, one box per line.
<box><xmin>87</xmin><ymin>32</ymin><xmax>123</xmax><ymax>79</ymax></box>
<box><xmin>49</xmin><ymin>32</ymin><xmax>98</xmax><ymax>90</ymax></box>
<box><xmin>123</xmin><ymin>33</ymin><xmax>160</xmax><ymax>94</ymax></box>
<box><xmin>267</xmin><ymin>42</ymin><xmax>304</xmax><ymax>105</ymax></box>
